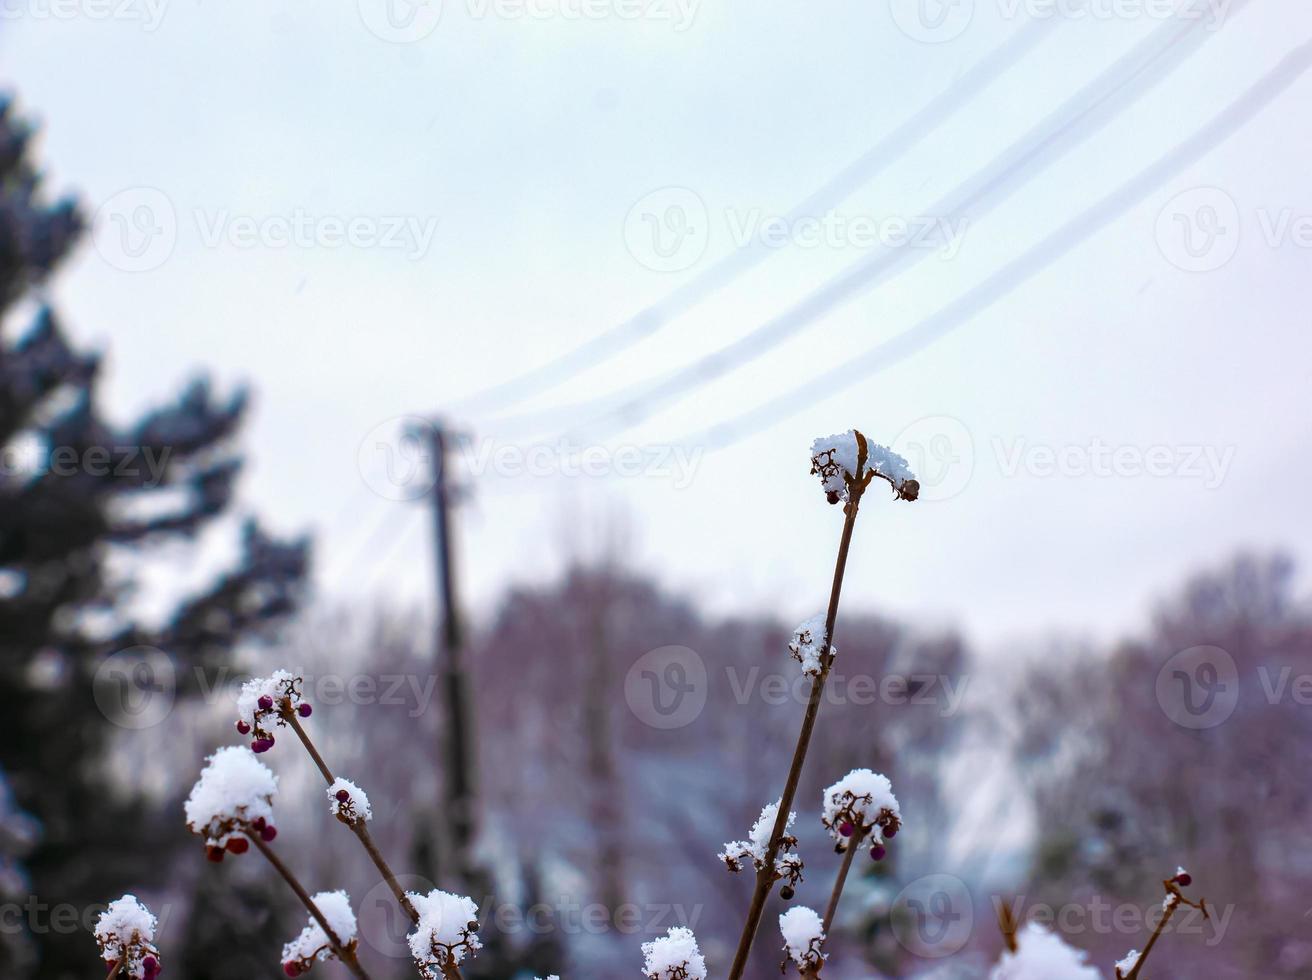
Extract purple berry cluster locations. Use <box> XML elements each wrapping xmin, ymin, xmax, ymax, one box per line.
<box><xmin>235</xmin><ymin>674</ymin><xmax>313</xmax><ymax>754</ymax></box>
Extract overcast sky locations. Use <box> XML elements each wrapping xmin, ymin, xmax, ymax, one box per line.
<box><xmin>5</xmin><ymin>0</ymin><xmax>1311</xmax><ymax>654</ymax></box>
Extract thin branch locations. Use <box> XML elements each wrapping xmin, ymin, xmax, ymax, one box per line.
<box><xmin>1122</xmin><ymin>877</ymin><xmax>1210</xmax><ymax>980</ymax></box>
<box><xmin>105</xmin><ymin>957</ymin><xmax>123</xmax><ymax>979</ymax></box>
<box><xmin>247</xmin><ymin>830</ymin><xmax>372</xmax><ymax>980</ymax></box>
<box><xmin>728</xmin><ymin>486</ymin><xmax>865</xmax><ymax>980</ymax></box>
<box><xmin>281</xmin><ymin>705</ymin><xmax>420</xmax><ymax>922</ymax></box>
<box><xmin>820</xmin><ymin>835</ymin><xmax>861</xmax><ymax>937</ymax></box>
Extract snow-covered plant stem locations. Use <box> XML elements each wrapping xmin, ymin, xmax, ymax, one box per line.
<box><xmin>727</xmin><ymin>490</ymin><xmax>864</xmax><ymax>980</ymax></box>
<box><xmin>246</xmin><ymin>829</ymin><xmax>372</xmax><ymax>980</ymax></box>
<box><xmin>280</xmin><ymin>705</ymin><xmax>419</xmax><ymax>923</ymax></box>
<box><xmin>1118</xmin><ymin>871</ymin><xmax>1209</xmax><ymax>980</ymax></box>
<box><xmin>105</xmin><ymin>956</ymin><xmax>123</xmax><ymax>979</ymax></box>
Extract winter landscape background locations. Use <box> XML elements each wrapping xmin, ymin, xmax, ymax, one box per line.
<box><xmin>2</xmin><ymin>0</ymin><xmax>1311</xmax><ymax>977</ymax></box>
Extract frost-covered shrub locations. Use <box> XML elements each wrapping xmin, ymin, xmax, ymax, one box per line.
<box><xmin>406</xmin><ymin>888</ymin><xmax>482</xmax><ymax>978</ymax></box>
<box><xmin>640</xmin><ymin>926</ymin><xmax>706</xmax><ymax>980</ymax></box>
<box><xmin>183</xmin><ymin>746</ymin><xmax>278</xmax><ymax>859</ymax></box>
<box><xmin>778</xmin><ymin>905</ymin><xmax>825</xmax><ymax>972</ymax></box>
<box><xmin>719</xmin><ymin>800</ymin><xmax>803</xmax><ymax>896</ymax></box>
<box><xmin>281</xmin><ymin>890</ymin><xmax>358</xmax><ymax>977</ymax></box>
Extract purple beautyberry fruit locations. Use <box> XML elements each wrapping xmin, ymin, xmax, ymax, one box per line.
<box><xmin>206</xmin><ymin>846</ymin><xmax>225</xmax><ymax>863</ymax></box>
<box><xmin>826</xmin><ymin>491</ymin><xmax>841</xmax><ymax>505</ymax></box>
<box><xmin>336</xmin><ymin>789</ymin><xmax>350</xmax><ymax>803</ymax></box>
<box><xmin>261</xmin><ymin>824</ymin><xmax>278</xmax><ymax>842</ymax></box>
<box><xmin>297</xmin><ymin>702</ymin><xmax>312</xmax><ymax>717</ymax></box>
<box><xmin>235</xmin><ymin>720</ymin><xmax>250</xmax><ymax>735</ymax></box>
<box><xmin>779</xmin><ymin>885</ymin><xmax>795</xmax><ymax>901</ymax></box>
<box><xmin>284</xmin><ymin>963</ymin><xmax>303</xmax><ymax>978</ymax></box>
<box><xmin>870</xmin><ymin>844</ymin><xmax>887</xmax><ymax>861</ymax></box>
<box><xmin>226</xmin><ymin>836</ymin><xmax>249</xmax><ymax>854</ymax></box>
<box><xmin>1176</xmin><ymin>872</ymin><xmax>1192</xmax><ymax>887</ymax></box>
<box><xmin>884</xmin><ymin>825</ymin><xmax>898</xmax><ymax>839</ymax></box>
<box><xmin>251</xmin><ymin>737</ymin><xmax>274</xmax><ymax>753</ymax></box>
<box><xmin>252</xmin><ymin>816</ymin><xmax>266</xmax><ymax>831</ymax></box>
<box><xmin>839</xmin><ymin>821</ymin><xmax>855</xmax><ymax>838</ymax></box>
<box><xmin>143</xmin><ymin>957</ymin><xmax>160</xmax><ymax>978</ymax></box>
<box><xmin>258</xmin><ymin>694</ymin><xmax>274</xmax><ymax>711</ymax></box>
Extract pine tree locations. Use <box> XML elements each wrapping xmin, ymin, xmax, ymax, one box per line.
<box><xmin>0</xmin><ymin>96</ymin><xmax>309</xmax><ymax>978</ymax></box>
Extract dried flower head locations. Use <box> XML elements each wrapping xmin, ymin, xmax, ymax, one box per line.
<box><xmin>235</xmin><ymin>670</ymin><xmax>309</xmax><ymax>753</ymax></box>
<box><xmin>184</xmin><ymin>746</ymin><xmax>278</xmax><ymax>856</ymax></box>
<box><xmin>719</xmin><ymin>800</ymin><xmax>804</xmax><ymax>892</ymax></box>
<box><xmin>810</xmin><ymin>430</ymin><xmax>918</xmax><ymax>503</ymax></box>
<box><xmin>788</xmin><ymin>614</ymin><xmax>834</xmax><ymax>677</ymax></box>
<box><xmin>406</xmin><ymin>888</ymin><xmax>481</xmax><ymax>978</ymax></box>
<box><xmin>326</xmin><ymin>777</ymin><xmax>372</xmax><ymax>825</ymax></box>
<box><xmin>821</xmin><ymin>769</ymin><xmax>901</xmax><ymax>848</ymax></box>
<box><xmin>95</xmin><ymin>895</ymin><xmax>161</xmax><ymax>979</ymax></box>
<box><xmin>779</xmin><ymin>905</ymin><xmax>826</xmax><ymax>972</ymax></box>
<box><xmin>640</xmin><ymin>926</ymin><xmax>707</xmax><ymax>980</ymax></box>
<box><xmin>281</xmin><ymin>890</ymin><xmax>358</xmax><ymax>977</ymax></box>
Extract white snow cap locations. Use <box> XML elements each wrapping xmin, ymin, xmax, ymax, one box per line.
<box><xmin>641</xmin><ymin>926</ymin><xmax>707</xmax><ymax>980</ymax></box>
<box><xmin>282</xmin><ymin>890</ymin><xmax>358</xmax><ymax>968</ymax></box>
<box><xmin>788</xmin><ymin>614</ymin><xmax>833</xmax><ymax>677</ymax></box>
<box><xmin>779</xmin><ymin>905</ymin><xmax>826</xmax><ymax>969</ymax></box>
<box><xmin>184</xmin><ymin>746</ymin><xmax>277</xmax><ymax>847</ymax></box>
<box><xmin>327</xmin><ymin>777</ymin><xmax>372</xmax><ymax>823</ymax></box>
<box><xmin>989</xmin><ymin>923</ymin><xmax>1101</xmax><ymax>980</ymax></box>
<box><xmin>719</xmin><ymin>800</ymin><xmax>802</xmax><ymax>885</ymax></box>
<box><xmin>1114</xmin><ymin>948</ymin><xmax>1140</xmax><ymax>977</ymax></box>
<box><xmin>95</xmin><ymin>895</ymin><xmax>160</xmax><ymax>978</ymax></box>
<box><xmin>810</xmin><ymin>430</ymin><xmax>918</xmax><ymax>502</ymax></box>
<box><xmin>821</xmin><ymin>768</ymin><xmax>901</xmax><ymax>843</ymax></box>
<box><xmin>406</xmin><ymin>888</ymin><xmax>482</xmax><ymax>978</ymax></box>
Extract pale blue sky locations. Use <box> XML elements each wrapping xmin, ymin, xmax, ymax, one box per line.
<box><xmin>5</xmin><ymin>0</ymin><xmax>1311</xmax><ymax>651</ymax></box>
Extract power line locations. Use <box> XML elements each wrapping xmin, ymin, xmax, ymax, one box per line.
<box><xmin>685</xmin><ymin>39</ymin><xmax>1312</xmax><ymax>451</ymax></box>
<box><xmin>447</xmin><ymin>14</ymin><xmax>1067</xmax><ymax>418</ymax></box>
<box><xmin>504</xmin><ymin>0</ymin><xmax>1245</xmax><ymax>444</ymax></box>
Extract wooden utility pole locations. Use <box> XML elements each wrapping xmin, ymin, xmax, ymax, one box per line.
<box><xmin>421</xmin><ymin>420</ymin><xmax>476</xmax><ymax>887</ymax></box>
